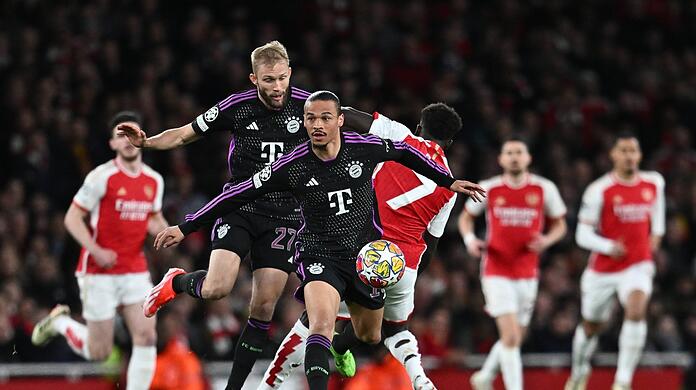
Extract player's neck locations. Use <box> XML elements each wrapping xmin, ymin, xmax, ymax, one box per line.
<box><xmin>312</xmin><ymin>134</ymin><xmax>341</xmax><ymax>161</ymax></box>
<box><xmin>116</xmin><ymin>155</ymin><xmax>142</xmax><ymax>176</ymax></box>
<box><xmin>613</xmin><ymin>169</ymin><xmax>638</xmax><ymax>183</ymax></box>
<box><xmin>503</xmin><ymin>171</ymin><xmax>528</xmax><ymax>187</ymax></box>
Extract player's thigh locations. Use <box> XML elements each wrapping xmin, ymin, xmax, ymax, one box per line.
<box><xmin>495</xmin><ymin>312</ymin><xmax>522</xmax><ymax>345</ymax></box>
<box><xmin>513</xmin><ymin>278</ymin><xmax>538</xmax><ymax>327</ymax></box>
<box><xmin>121</xmin><ymin>302</ymin><xmax>156</xmax><ymax>346</ymax></box>
<box><xmin>77</xmin><ymin>274</ymin><xmax>119</xmax><ymax>322</ymax></box>
<box><xmin>86</xmin><ymin>318</ymin><xmax>115</xmax><ymax>356</ymax></box>
<box><xmin>346</xmin><ymin>302</ymin><xmax>384</xmax><ymax>344</ymax></box>
<box><xmin>297</xmin><ymin>258</ymin><xmax>345</xmax><ymax>336</ymax></box>
<box><xmin>249</xmin><ymin>215</ymin><xmax>299</xmax><ymax>274</ymax></box>
<box><xmin>580</xmin><ymin>269</ymin><xmax>618</xmax><ymax>323</ymax></box>
<box><xmin>480</xmin><ymin>276</ymin><xmax>519</xmax><ymax>318</ymax></box>
<box><xmin>209</xmin><ymin>212</ymin><xmax>252</xmax><ymax>280</ymax></box>
<box><xmin>206</xmin><ymin>249</ymin><xmax>242</xmax><ymax>295</ymax></box>
<box><xmin>617</xmin><ymin>262</ymin><xmax>655</xmax><ymax>318</ymax></box>
<box><xmin>383</xmin><ymin>267</ymin><xmax>417</xmax><ymax>323</ymax></box>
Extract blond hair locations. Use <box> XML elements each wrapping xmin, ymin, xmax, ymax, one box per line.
<box><xmin>251</xmin><ymin>41</ymin><xmax>290</xmax><ymax>72</ymax></box>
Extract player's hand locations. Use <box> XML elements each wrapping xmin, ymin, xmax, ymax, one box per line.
<box><xmin>527</xmin><ymin>233</ymin><xmax>551</xmax><ymax>253</ymax></box>
<box><xmin>116</xmin><ymin>123</ymin><xmax>147</xmax><ymax>148</ymax></box>
<box><xmin>154</xmin><ymin>225</ymin><xmax>184</xmax><ymax>250</ymax></box>
<box><xmin>463</xmin><ymin>233</ymin><xmax>486</xmax><ymax>257</ymax></box>
<box><xmin>91</xmin><ymin>246</ymin><xmax>117</xmax><ymax>269</ymax></box>
<box><xmin>450</xmin><ymin>180</ymin><xmax>486</xmax><ymax>202</ymax></box>
<box><xmin>609</xmin><ymin>240</ymin><xmax>627</xmax><ymax>259</ymax></box>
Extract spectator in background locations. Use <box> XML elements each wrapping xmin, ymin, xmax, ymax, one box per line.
<box><xmin>151</xmin><ymin>309</ymin><xmax>206</xmax><ymax>390</ymax></box>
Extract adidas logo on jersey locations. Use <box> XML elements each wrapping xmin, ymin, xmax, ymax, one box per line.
<box><xmin>246</xmin><ymin>121</ymin><xmax>259</xmax><ymax>130</ymax></box>
<box><xmin>305</xmin><ymin>177</ymin><xmax>319</xmax><ymax>187</ymax></box>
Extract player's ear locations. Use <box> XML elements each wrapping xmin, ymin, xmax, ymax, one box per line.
<box><xmin>249</xmin><ymin>72</ymin><xmax>258</xmax><ymax>86</ymax></box>
<box><xmin>287</xmin><ymin>66</ymin><xmax>292</xmax><ymax>78</ymax></box>
<box><xmin>337</xmin><ymin>112</ymin><xmax>345</xmax><ymax>127</ymax></box>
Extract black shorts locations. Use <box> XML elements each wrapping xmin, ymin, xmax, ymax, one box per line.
<box><xmin>210</xmin><ymin>210</ymin><xmax>299</xmax><ymax>273</ymax></box>
<box><xmin>295</xmin><ymin>256</ymin><xmax>385</xmax><ymax>310</ymax></box>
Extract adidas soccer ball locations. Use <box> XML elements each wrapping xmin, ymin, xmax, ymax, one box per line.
<box><xmin>356</xmin><ymin>239</ymin><xmax>406</xmax><ymax>288</ymax></box>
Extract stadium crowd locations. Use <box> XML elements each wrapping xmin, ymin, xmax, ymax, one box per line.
<box><xmin>1</xmin><ymin>0</ymin><xmax>695</xmax><ymax>382</ymax></box>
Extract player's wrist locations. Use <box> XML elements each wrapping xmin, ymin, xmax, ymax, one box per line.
<box><xmin>463</xmin><ymin>232</ymin><xmax>477</xmax><ymax>248</ymax></box>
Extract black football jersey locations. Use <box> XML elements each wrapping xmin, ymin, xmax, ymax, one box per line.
<box><xmin>180</xmin><ymin>131</ymin><xmax>455</xmax><ymax>261</ymax></box>
<box><xmin>191</xmin><ymin>86</ymin><xmax>311</xmax><ymax>220</ymax></box>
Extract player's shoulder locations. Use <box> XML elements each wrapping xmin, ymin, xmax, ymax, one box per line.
<box><xmin>85</xmin><ymin>159</ymin><xmax>119</xmax><ymax>182</ymax></box>
<box><xmin>479</xmin><ymin>175</ymin><xmax>505</xmax><ymax>191</ymax></box>
<box><xmin>639</xmin><ymin>170</ymin><xmax>665</xmax><ymax>187</ymax></box>
<box><xmin>289</xmin><ymin>86</ymin><xmax>312</xmax><ymax>102</ymax></box>
<box><xmin>528</xmin><ymin>174</ymin><xmax>560</xmax><ymax>191</ymax></box>
<box><xmin>584</xmin><ymin>173</ymin><xmax>614</xmax><ymax>195</ymax></box>
<box><xmin>217</xmin><ymin>88</ymin><xmax>258</xmax><ymax>111</ymax></box>
<box><xmin>343</xmin><ymin>130</ymin><xmax>382</xmax><ymax>144</ymax></box>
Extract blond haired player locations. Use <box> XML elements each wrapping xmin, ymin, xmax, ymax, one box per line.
<box><xmin>565</xmin><ymin>132</ymin><xmax>665</xmax><ymax>390</ymax></box>
<box><xmin>459</xmin><ymin>137</ymin><xmax>567</xmax><ymax>390</ymax></box>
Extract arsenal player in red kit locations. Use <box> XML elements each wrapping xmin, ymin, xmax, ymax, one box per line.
<box><xmin>459</xmin><ymin>137</ymin><xmax>567</xmax><ymax>390</ymax></box>
<box><xmin>565</xmin><ymin>132</ymin><xmax>665</xmax><ymax>390</ymax></box>
<box><xmin>31</xmin><ymin>112</ymin><xmax>167</xmax><ymax>390</ymax></box>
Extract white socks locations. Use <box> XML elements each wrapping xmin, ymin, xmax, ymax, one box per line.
<box><xmin>479</xmin><ymin>340</ymin><xmax>502</xmax><ymax>379</ymax></box>
<box><xmin>570</xmin><ymin>325</ymin><xmax>598</xmax><ymax>380</ymax></box>
<box><xmin>384</xmin><ymin>330</ymin><xmax>427</xmax><ymax>385</ymax></box>
<box><xmin>53</xmin><ymin>315</ymin><xmax>90</xmax><ymax>359</ymax></box>
<box><xmin>260</xmin><ymin>319</ymin><xmax>310</xmax><ymax>389</ymax></box>
<box><xmin>126</xmin><ymin>345</ymin><xmax>157</xmax><ymax>390</ymax></box>
<box><xmin>499</xmin><ymin>345</ymin><xmax>522</xmax><ymax>390</ymax></box>
<box><xmin>615</xmin><ymin>320</ymin><xmax>646</xmax><ymax>386</ymax></box>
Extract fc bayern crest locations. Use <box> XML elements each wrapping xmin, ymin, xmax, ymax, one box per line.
<box><xmin>217</xmin><ymin>223</ymin><xmax>230</xmax><ymax>239</ymax></box>
<box><xmin>286</xmin><ymin>116</ymin><xmax>301</xmax><ymax>133</ymax></box>
<box><xmin>347</xmin><ymin>161</ymin><xmax>364</xmax><ymax>178</ymax></box>
<box><xmin>204</xmin><ymin>106</ymin><xmax>219</xmax><ymax>122</ymax></box>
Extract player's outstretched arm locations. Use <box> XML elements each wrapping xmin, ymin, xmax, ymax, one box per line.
<box><xmin>117</xmin><ymin>123</ymin><xmax>200</xmax><ymax>150</ymax></box>
<box><xmin>341</xmin><ymin>107</ymin><xmax>374</xmax><ymax>133</ymax></box>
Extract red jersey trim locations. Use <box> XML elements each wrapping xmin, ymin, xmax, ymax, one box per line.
<box><xmin>72</xmin><ymin>200</ymin><xmax>90</xmax><ymax>213</ymax></box>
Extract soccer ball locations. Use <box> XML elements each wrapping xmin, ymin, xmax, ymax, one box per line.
<box><xmin>356</xmin><ymin>239</ymin><xmax>406</xmax><ymax>288</ymax></box>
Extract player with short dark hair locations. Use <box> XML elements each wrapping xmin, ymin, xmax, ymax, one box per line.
<box><xmin>258</xmin><ymin>102</ymin><xmax>464</xmax><ymax>390</ymax></box>
<box><xmin>32</xmin><ymin>111</ymin><xmax>168</xmax><ymax>390</ymax></box>
<box><xmin>117</xmin><ymin>40</ymin><xmax>312</xmax><ymax>389</ymax></box>
<box><xmin>153</xmin><ymin>91</ymin><xmax>485</xmax><ymax>390</ymax></box>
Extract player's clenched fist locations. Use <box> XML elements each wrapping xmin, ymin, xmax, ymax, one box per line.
<box><xmin>450</xmin><ymin>180</ymin><xmax>486</xmax><ymax>202</ymax></box>
<box><xmin>116</xmin><ymin>123</ymin><xmax>147</xmax><ymax>148</ymax></box>
<box><xmin>155</xmin><ymin>225</ymin><xmax>184</xmax><ymax>250</ymax></box>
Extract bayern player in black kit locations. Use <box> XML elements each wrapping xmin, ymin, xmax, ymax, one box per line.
<box><xmin>117</xmin><ymin>41</ymin><xmax>310</xmax><ymax>389</ymax></box>
<box><xmin>154</xmin><ymin>91</ymin><xmax>486</xmax><ymax>390</ymax></box>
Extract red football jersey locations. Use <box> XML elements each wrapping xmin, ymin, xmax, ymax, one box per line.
<box><xmin>577</xmin><ymin>171</ymin><xmax>665</xmax><ymax>273</ymax></box>
<box><xmin>369</xmin><ymin>113</ymin><xmax>457</xmax><ymax>270</ymax></box>
<box><xmin>465</xmin><ymin>174</ymin><xmax>566</xmax><ymax>279</ymax></box>
<box><xmin>72</xmin><ymin>159</ymin><xmax>164</xmax><ymax>275</ymax></box>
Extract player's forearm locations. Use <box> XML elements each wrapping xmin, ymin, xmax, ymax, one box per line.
<box><xmin>458</xmin><ymin>212</ymin><xmax>477</xmax><ymax>246</ymax></box>
<box><xmin>178</xmin><ymin>180</ymin><xmax>257</xmax><ymax>235</ymax></box>
<box><xmin>64</xmin><ymin>205</ymin><xmax>99</xmax><ymax>253</ymax></box>
<box><xmin>544</xmin><ymin>217</ymin><xmax>567</xmax><ymax>246</ymax></box>
<box><xmin>395</xmin><ymin>143</ymin><xmax>454</xmax><ymax>188</ymax></box>
<box><xmin>575</xmin><ymin>222</ymin><xmax>615</xmax><ymax>255</ymax></box>
<box><xmin>143</xmin><ymin>124</ymin><xmax>198</xmax><ymax>150</ymax></box>
<box><xmin>148</xmin><ymin>212</ymin><xmax>169</xmax><ymax>236</ymax></box>
<box><xmin>650</xmin><ymin>235</ymin><xmax>662</xmax><ymax>252</ymax></box>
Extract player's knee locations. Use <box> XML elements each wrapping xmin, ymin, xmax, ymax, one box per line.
<box><xmin>309</xmin><ymin>319</ymin><xmax>334</xmax><ymax>337</ymax></box>
<box><xmin>88</xmin><ymin>343</ymin><xmax>113</xmax><ymax>361</ymax></box>
<box><xmin>356</xmin><ymin>328</ymin><xmax>382</xmax><ymax>345</ymax></box>
<box><xmin>500</xmin><ymin>329</ymin><xmax>522</xmax><ymax>347</ymax></box>
<box><xmin>624</xmin><ymin>308</ymin><xmax>646</xmax><ymax>322</ymax></box>
<box><xmin>249</xmin><ymin>298</ymin><xmax>277</xmax><ymax>321</ymax></box>
<box><xmin>132</xmin><ymin>327</ymin><xmax>157</xmax><ymax>347</ymax></box>
<box><xmin>582</xmin><ymin>320</ymin><xmax>602</xmax><ymax>337</ymax></box>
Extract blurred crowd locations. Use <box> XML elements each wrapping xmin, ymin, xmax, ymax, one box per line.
<box><xmin>1</xmin><ymin>0</ymin><xmax>695</xmax><ymax>378</ymax></box>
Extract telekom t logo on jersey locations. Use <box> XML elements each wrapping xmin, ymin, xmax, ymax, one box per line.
<box><xmin>261</xmin><ymin>142</ymin><xmax>284</xmax><ymax>164</ymax></box>
<box><xmin>328</xmin><ymin>189</ymin><xmax>353</xmax><ymax>215</ymax></box>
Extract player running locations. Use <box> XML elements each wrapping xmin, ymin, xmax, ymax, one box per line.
<box><xmin>31</xmin><ymin>111</ymin><xmax>167</xmax><ymax>390</ymax></box>
<box><xmin>152</xmin><ymin>91</ymin><xmax>485</xmax><ymax>390</ymax></box>
<box><xmin>117</xmin><ymin>41</ymin><xmax>311</xmax><ymax>389</ymax></box>
<box><xmin>565</xmin><ymin>132</ymin><xmax>665</xmax><ymax>390</ymax></box>
<box><xmin>257</xmin><ymin>103</ymin><xmax>462</xmax><ymax>390</ymax></box>
<box><xmin>458</xmin><ymin>137</ymin><xmax>567</xmax><ymax>390</ymax></box>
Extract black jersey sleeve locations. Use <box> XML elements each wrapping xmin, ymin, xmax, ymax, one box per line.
<box><xmin>190</xmin><ymin>89</ymin><xmax>257</xmax><ymax>135</ymax></box>
<box><xmin>178</xmin><ymin>143</ymin><xmax>310</xmax><ymax>235</ymax></box>
<box><xmin>375</xmin><ymin>136</ymin><xmax>455</xmax><ymax>188</ymax></box>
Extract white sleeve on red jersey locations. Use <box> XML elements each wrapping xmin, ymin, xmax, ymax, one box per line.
<box><xmin>537</xmin><ymin>176</ymin><xmax>567</xmax><ymax>218</ymax></box>
<box><xmin>143</xmin><ymin>165</ymin><xmax>165</xmax><ymax>213</ymax></box>
<box><xmin>577</xmin><ymin>176</ymin><xmax>607</xmax><ymax>226</ymax></box>
<box><xmin>72</xmin><ymin>162</ymin><xmax>113</xmax><ymax>212</ymax></box>
<box><xmin>464</xmin><ymin>177</ymin><xmax>496</xmax><ymax>216</ymax></box>
<box><xmin>643</xmin><ymin>171</ymin><xmax>666</xmax><ymax>236</ymax></box>
<box><xmin>427</xmin><ymin>193</ymin><xmax>458</xmax><ymax>237</ymax></box>
<box><xmin>368</xmin><ymin>113</ymin><xmax>412</xmax><ymax>142</ymax></box>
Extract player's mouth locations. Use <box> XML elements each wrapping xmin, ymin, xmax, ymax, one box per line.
<box><xmin>311</xmin><ymin>130</ymin><xmax>326</xmax><ymax>140</ymax></box>
<box><xmin>270</xmin><ymin>93</ymin><xmax>284</xmax><ymax>103</ymax></box>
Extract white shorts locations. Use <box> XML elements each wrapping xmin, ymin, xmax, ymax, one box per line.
<box><xmin>338</xmin><ymin>267</ymin><xmax>417</xmax><ymax>323</ymax></box>
<box><xmin>481</xmin><ymin>276</ymin><xmax>538</xmax><ymax>326</ymax></box>
<box><xmin>77</xmin><ymin>272</ymin><xmax>153</xmax><ymax>321</ymax></box>
<box><xmin>580</xmin><ymin>261</ymin><xmax>655</xmax><ymax>322</ymax></box>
